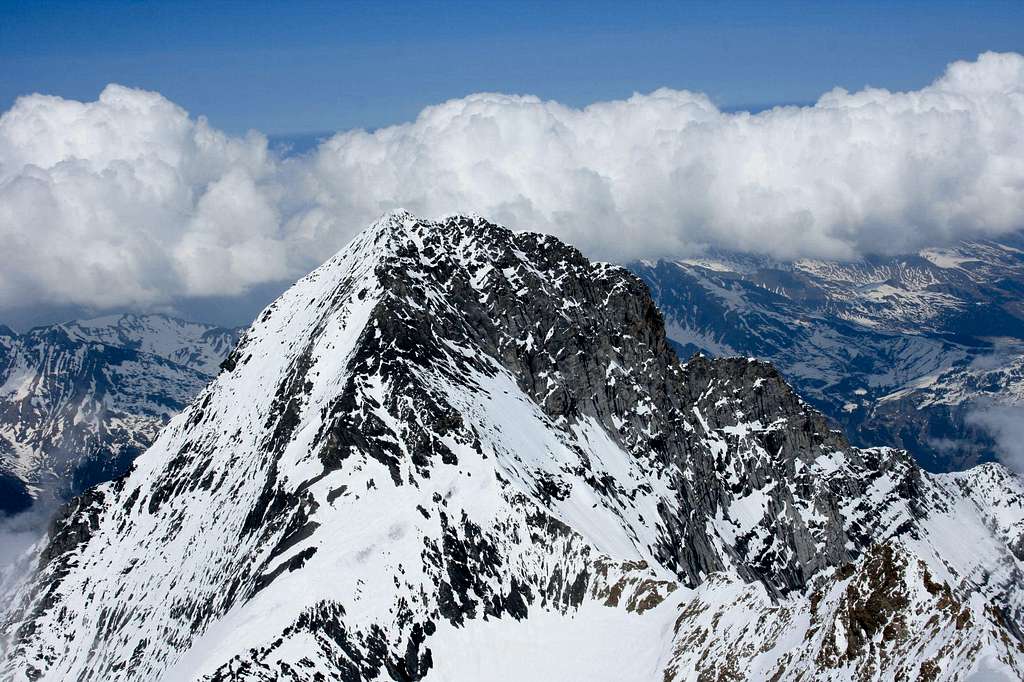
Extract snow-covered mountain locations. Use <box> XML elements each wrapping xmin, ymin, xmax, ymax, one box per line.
<box><xmin>0</xmin><ymin>315</ymin><xmax>240</xmax><ymax>513</ymax></box>
<box><xmin>633</xmin><ymin>237</ymin><xmax>1024</xmax><ymax>471</ymax></box>
<box><xmin>3</xmin><ymin>212</ymin><xmax>1022</xmax><ymax>681</ymax></box>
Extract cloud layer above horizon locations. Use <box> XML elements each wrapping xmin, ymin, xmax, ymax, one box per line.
<box><xmin>2</xmin><ymin>52</ymin><xmax>1024</xmax><ymax>311</ymax></box>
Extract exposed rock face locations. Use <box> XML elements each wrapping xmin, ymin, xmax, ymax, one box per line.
<box><xmin>2</xmin><ymin>213</ymin><xmax>1023</xmax><ymax>681</ymax></box>
<box><xmin>0</xmin><ymin>315</ymin><xmax>241</xmax><ymax>513</ymax></box>
<box><xmin>632</xmin><ymin>239</ymin><xmax>1024</xmax><ymax>473</ymax></box>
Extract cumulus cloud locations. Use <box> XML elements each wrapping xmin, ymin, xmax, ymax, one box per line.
<box><xmin>0</xmin><ymin>501</ymin><xmax>56</xmax><ymax>602</ymax></box>
<box><xmin>0</xmin><ymin>85</ymin><xmax>285</xmax><ymax>310</ymax></box>
<box><xmin>2</xmin><ymin>52</ymin><xmax>1024</xmax><ymax>311</ymax></box>
<box><xmin>967</xmin><ymin>403</ymin><xmax>1024</xmax><ymax>474</ymax></box>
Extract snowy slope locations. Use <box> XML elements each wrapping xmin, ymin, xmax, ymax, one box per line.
<box><xmin>2</xmin><ymin>213</ymin><xmax>1023</xmax><ymax>681</ymax></box>
<box><xmin>0</xmin><ymin>315</ymin><xmax>240</xmax><ymax>511</ymax></box>
<box><xmin>633</xmin><ymin>239</ymin><xmax>1024</xmax><ymax>472</ymax></box>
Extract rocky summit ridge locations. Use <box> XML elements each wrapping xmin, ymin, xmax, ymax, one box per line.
<box><xmin>2</xmin><ymin>211</ymin><xmax>1023</xmax><ymax>681</ymax></box>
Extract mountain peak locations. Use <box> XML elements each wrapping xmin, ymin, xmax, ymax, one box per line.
<box><xmin>5</xmin><ymin>214</ymin><xmax>1024</xmax><ymax>681</ymax></box>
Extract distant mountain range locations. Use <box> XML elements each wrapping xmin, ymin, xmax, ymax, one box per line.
<box><xmin>2</xmin><ymin>236</ymin><xmax>1022</xmax><ymax>520</ymax></box>
<box><xmin>2</xmin><ymin>232</ymin><xmax>1022</xmax><ymax>523</ymax></box>
<box><xmin>0</xmin><ymin>314</ymin><xmax>240</xmax><ymax>514</ymax></box>
<box><xmin>633</xmin><ymin>234</ymin><xmax>1024</xmax><ymax>472</ymax></box>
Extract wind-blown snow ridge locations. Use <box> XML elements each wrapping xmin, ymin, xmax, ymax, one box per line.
<box><xmin>2</xmin><ymin>213</ymin><xmax>1023</xmax><ymax>681</ymax></box>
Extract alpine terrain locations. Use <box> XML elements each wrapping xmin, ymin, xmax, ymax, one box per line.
<box><xmin>3</xmin><ymin>212</ymin><xmax>1023</xmax><ymax>681</ymax></box>
<box><xmin>0</xmin><ymin>315</ymin><xmax>240</xmax><ymax>514</ymax></box>
<box><xmin>633</xmin><ymin>238</ymin><xmax>1024</xmax><ymax>472</ymax></box>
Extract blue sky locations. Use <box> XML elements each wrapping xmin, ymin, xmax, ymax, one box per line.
<box><xmin>3</xmin><ymin>0</ymin><xmax>1023</xmax><ymax>135</ymax></box>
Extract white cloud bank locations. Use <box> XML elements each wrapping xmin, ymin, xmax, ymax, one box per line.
<box><xmin>2</xmin><ymin>52</ymin><xmax>1024</xmax><ymax>310</ymax></box>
